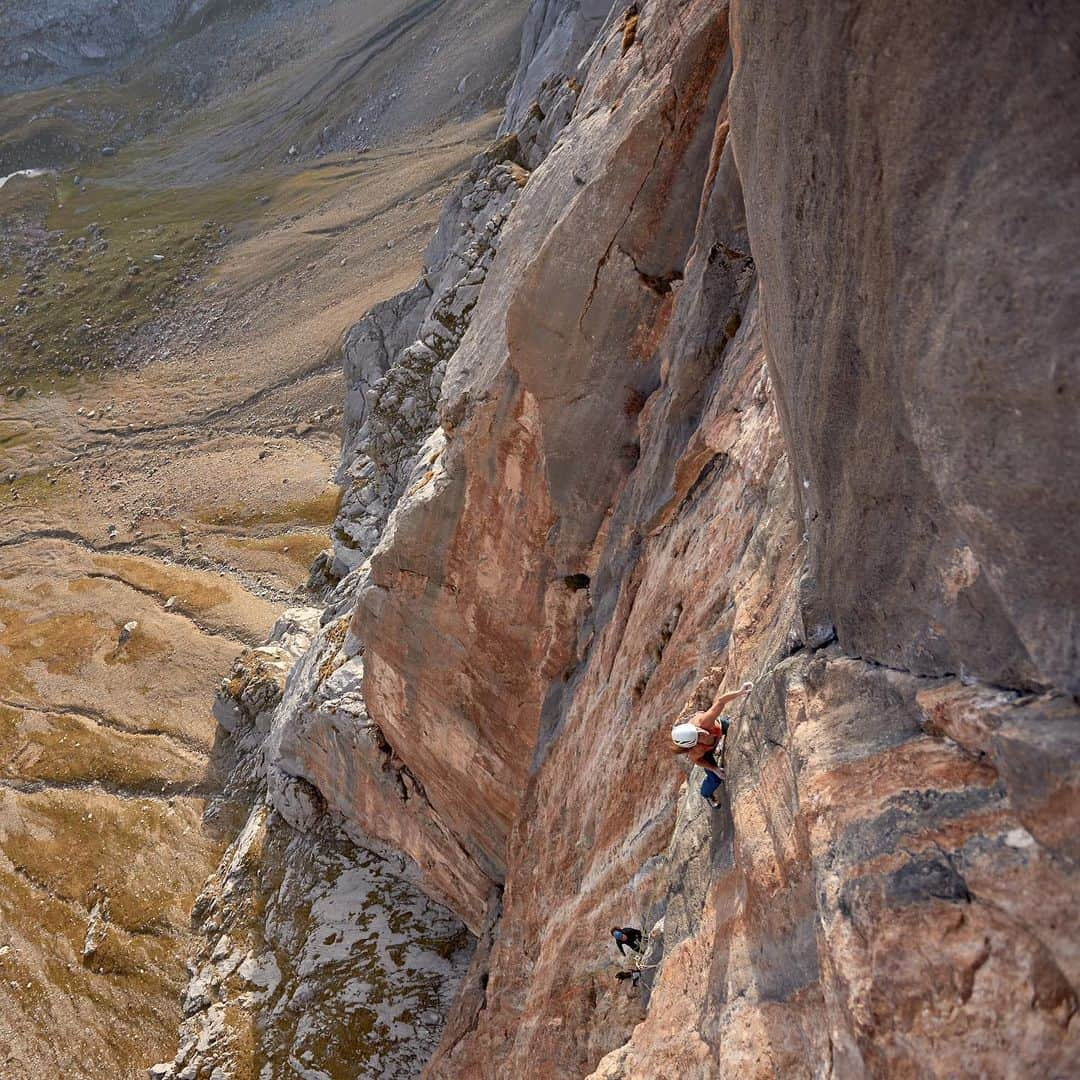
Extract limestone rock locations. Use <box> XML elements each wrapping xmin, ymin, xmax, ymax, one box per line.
<box><xmin>502</xmin><ymin>0</ymin><xmax>612</xmax><ymax>133</ymax></box>
<box><xmin>81</xmin><ymin>897</ymin><xmax>110</xmax><ymax>964</ymax></box>
<box><xmin>151</xmin><ymin>806</ymin><xmax>472</xmax><ymax>1080</ymax></box>
<box><xmin>170</xmin><ymin>0</ymin><xmax>1080</xmax><ymax>1077</ymax></box>
<box><xmin>727</xmin><ymin>0</ymin><xmax>1080</xmax><ymax>693</ymax></box>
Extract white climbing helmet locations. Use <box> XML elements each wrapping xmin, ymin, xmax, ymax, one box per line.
<box><xmin>671</xmin><ymin>723</ymin><xmax>700</xmax><ymax>748</ymax></box>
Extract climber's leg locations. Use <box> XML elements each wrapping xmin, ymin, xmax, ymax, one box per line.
<box><xmin>700</xmin><ymin>771</ymin><xmax>722</xmax><ymax>804</ymax></box>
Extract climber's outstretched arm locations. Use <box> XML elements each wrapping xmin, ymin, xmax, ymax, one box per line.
<box><xmin>700</xmin><ymin>681</ymin><xmax>753</xmax><ymax>723</ymax></box>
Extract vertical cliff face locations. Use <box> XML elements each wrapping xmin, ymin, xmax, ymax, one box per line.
<box><xmin>173</xmin><ymin>0</ymin><xmax>1079</xmax><ymax>1076</ymax></box>
<box><xmin>728</xmin><ymin>0</ymin><xmax>1080</xmax><ymax>695</ymax></box>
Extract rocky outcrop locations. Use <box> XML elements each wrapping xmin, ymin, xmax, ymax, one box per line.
<box><xmin>501</xmin><ymin>0</ymin><xmax>613</xmax><ymax>132</ymax></box>
<box><xmin>152</xmin><ymin>609</ymin><xmax>474</xmax><ymax>1079</ymax></box>
<box><xmin>153</xmin><ymin>38</ymin><xmax>586</xmax><ymax>1076</ymax></box>
<box><xmin>326</xmin><ymin>138</ymin><xmax>532</xmax><ymax>583</ymax></box>
<box><xmin>171</xmin><ymin>0</ymin><xmax>1080</xmax><ymax>1076</ymax></box>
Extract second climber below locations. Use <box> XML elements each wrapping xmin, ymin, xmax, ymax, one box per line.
<box><xmin>670</xmin><ymin>680</ymin><xmax>753</xmax><ymax>807</ymax></box>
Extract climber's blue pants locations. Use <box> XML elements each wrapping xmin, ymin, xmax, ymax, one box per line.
<box><xmin>700</xmin><ymin>771</ymin><xmax>722</xmax><ymax>801</ymax></box>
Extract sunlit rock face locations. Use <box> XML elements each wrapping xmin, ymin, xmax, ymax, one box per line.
<box><xmin>172</xmin><ymin>0</ymin><xmax>1079</xmax><ymax>1076</ymax></box>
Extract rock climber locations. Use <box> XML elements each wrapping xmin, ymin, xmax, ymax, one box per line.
<box><xmin>670</xmin><ymin>681</ymin><xmax>753</xmax><ymax>807</ymax></box>
<box><xmin>610</xmin><ymin>927</ymin><xmax>643</xmax><ymax>956</ymax></box>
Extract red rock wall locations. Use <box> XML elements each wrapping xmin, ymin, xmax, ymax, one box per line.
<box><xmin>351</xmin><ymin>0</ymin><xmax>736</xmax><ymax>920</ymax></box>
<box><xmin>264</xmin><ymin>0</ymin><xmax>1080</xmax><ymax>1075</ymax></box>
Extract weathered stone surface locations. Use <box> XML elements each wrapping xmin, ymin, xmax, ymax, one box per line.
<box><xmin>350</xmin><ymin>0</ymin><xmax>735</xmax><ymax>920</ymax></box>
<box><xmin>171</xmin><ymin>0</ymin><xmax>1080</xmax><ymax>1076</ymax></box>
<box><xmin>267</xmin><ymin>91</ymin><xmax>584</xmax><ymax>930</ymax></box>
<box><xmin>502</xmin><ymin>0</ymin><xmax>612</xmax><ymax>133</ymax></box>
<box><xmin>151</xmin><ymin>808</ymin><xmax>472</xmax><ymax>1080</ymax></box>
<box><xmin>417</xmin><ymin>0</ymin><xmax>1077</xmax><ymax>1074</ymax></box>
<box><xmin>151</xmin><ymin>610</ymin><xmax>474</xmax><ymax>1080</ymax></box>
<box><xmin>581</xmin><ymin>658</ymin><xmax>1079</xmax><ymax>1080</ymax></box>
<box><xmin>728</xmin><ymin>0</ymin><xmax>1080</xmax><ymax>693</ymax></box>
<box><xmin>329</xmin><ymin>141</ymin><xmax>534</xmax><ymax>582</ymax></box>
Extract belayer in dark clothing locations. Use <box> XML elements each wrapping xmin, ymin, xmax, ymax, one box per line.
<box><xmin>610</xmin><ymin>927</ymin><xmax>643</xmax><ymax>955</ymax></box>
<box><xmin>670</xmin><ymin>681</ymin><xmax>753</xmax><ymax>807</ymax></box>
